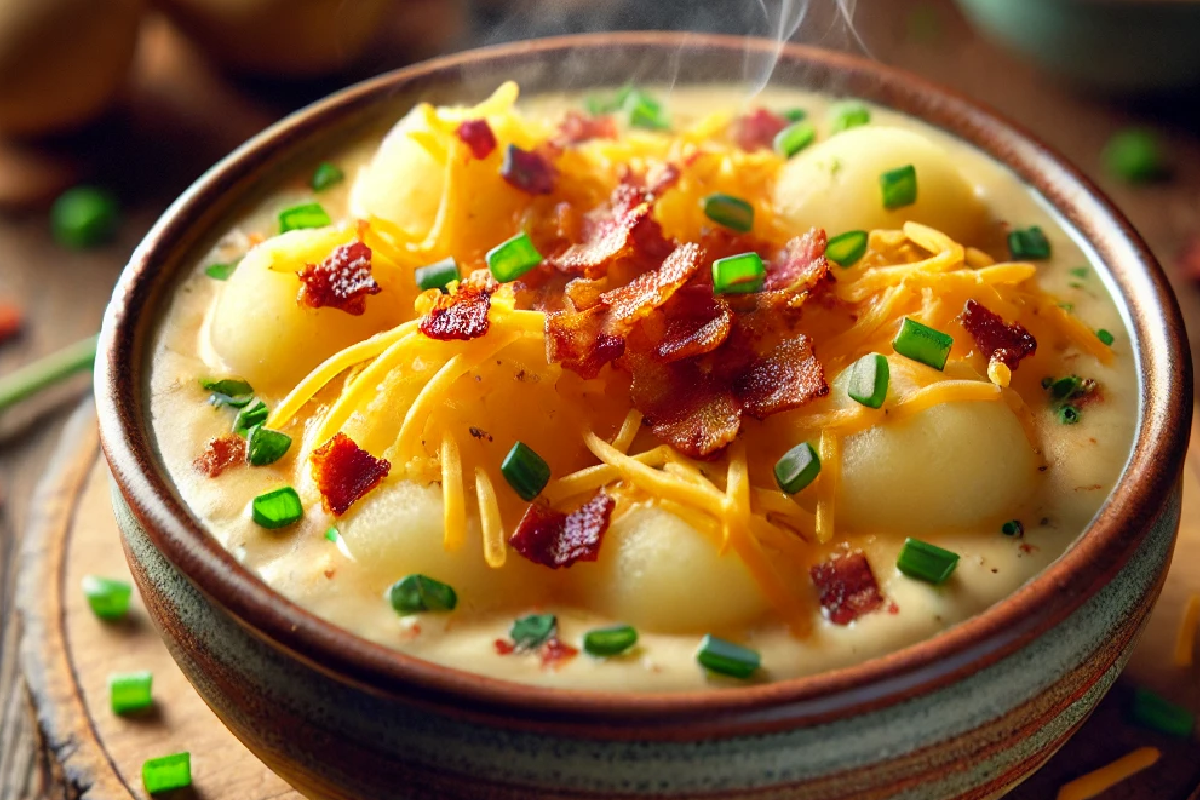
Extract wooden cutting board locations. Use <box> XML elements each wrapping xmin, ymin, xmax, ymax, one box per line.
<box><xmin>17</xmin><ymin>402</ymin><xmax>1200</xmax><ymax>800</ymax></box>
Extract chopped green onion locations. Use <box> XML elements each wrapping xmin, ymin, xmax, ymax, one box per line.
<box><xmin>1058</xmin><ymin>406</ymin><xmax>1081</xmax><ymax>425</ymax></box>
<box><xmin>582</xmin><ymin>625</ymin><xmax>639</xmax><ymax>657</ymax></box>
<box><xmin>233</xmin><ymin>399</ymin><xmax>269</xmax><ymax>437</ymax></box>
<box><xmin>1059</xmin><ymin>302</ymin><xmax>1074</xmax><ymax>312</ymax></box>
<box><xmin>774</xmin><ymin>442</ymin><xmax>821</xmax><ymax>495</ymax></box>
<box><xmin>142</xmin><ymin>752</ymin><xmax>191</xmax><ymax>795</ymax></box>
<box><xmin>200</xmin><ymin>377</ymin><xmax>254</xmax><ymax>409</ymax></box>
<box><xmin>712</xmin><ymin>252</ymin><xmax>765</xmax><ymax>295</ymax></box>
<box><xmin>52</xmin><ymin>186</ymin><xmax>120</xmax><ymax>249</ymax></box>
<box><xmin>696</xmin><ymin>634</ymin><xmax>760</xmax><ymax>679</ymax></box>
<box><xmin>1130</xmin><ymin>686</ymin><xmax>1195</xmax><ymax>737</ymax></box>
<box><xmin>1069</xmin><ymin>282</ymin><xmax>1084</xmax><ymax>290</ymax></box>
<box><xmin>109</xmin><ymin>671</ymin><xmax>153</xmax><ymax>715</ymax></box>
<box><xmin>897</xmin><ymin>538</ymin><xmax>959</xmax><ymax>584</ymax></box>
<box><xmin>251</xmin><ymin>486</ymin><xmax>303</xmax><ymax>529</ymax></box>
<box><xmin>486</xmin><ymin>232</ymin><xmax>543</xmax><ymax>283</ymax></box>
<box><xmin>826</xmin><ymin>229</ymin><xmax>869</xmax><ymax>267</ymax></box>
<box><xmin>880</xmin><ymin>164</ymin><xmax>918</xmax><ymax>209</ymax></box>
<box><xmin>278</xmin><ymin>202</ymin><xmax>331</xmax><ymax>233</ymax></box>
<box><xmin>1097</xmin><ymin>328</ymin><xmax>1114</xmax><ymax>346</ymax></box>
<box><xmin>324</xmin><ymin>526</ymin><xmax>339</xmax><ymax>543</ymax></box>
<box><xmin>773</xmin><ymin>121</ymin><xmax>816</xmax><ymax>159</ymax></box>
<box><xmin>623</xmin><ymin>89</ymin><xmax>669</xmax><ymax>130</ymax></box>
<box><xmin>584</xmin><ymin>93</ymin><xmax>621</xmax><ymax>116</ymax></box>
<box><xmin>388</xmin><ymin>574</ymin><xmax>458</xmax><ymax>614</ymax></box>
<box><xmin>82</xmin><ymin>576</ymin><xmax>132</xmax><ymax>620</ymax></box>
<box><xmin>246</xmin><ymin>426</ymin><xmax>291</xmax><ymax>466</ymax></box>
<box><xmin>702</xmin><ymin>194</ymin><xmax>755</xmax><ymax>233</ymax></box>
<box><xmin>1007</xmin><ymin>226</ymin><xmax>1051</xmax><ymax>260</ymax></box>
<box><xmin>501</xmin><ymin>441</ymin><xmax>551</xmax><ymax>500</ymax></box>
<box><xmin>1048</xmin><ymin>375</ymin><xmax>1082</xmax><ymax>402</ymax></box>
<box><xmin>310</xmin><ymin>161</ymin><xmax>345</xmax><ymax>192</ymax></box>
<box><xmin>829</xmin><ymin>102</ymin><xmax>871</xmax><ymax>134</ymax></box>
<box><xmin>0</xmin><ymin>335</ymin><xmax>98</xmax><ymax>414</ymax></box>
<box><xmin>1104</xmin><ymin>128</ymin><xmax>1165</xmax><ymax>184</ymax></box>
<box><xmin>1041</xmin><ymin>376</ymin><xmax>1055</xmax><ymax>390</ymax></box>
<box><xmin>415</xmin><ymin>257</ymin><xmax>461</xmax><ymax>292</ymax></box>
<box><xmin>782</xmin><ymin>108</ymin><xmax>808</xmax><ymax>122</ymax></box>
<box><xmin>1069</xmin><ymin>267</ymin><xmax>1089</xmax><ymax>279</ymax></box>
<box><xmin>846</xmin><ymin>352</ymin><xmax>890</xmax><ymax>409</ymax></box>
<box><xmin>892</xmin><ymin>317</ymin><xmax>953</xmax><ymax>370</ymax></box>
<box><xmin>204</xmin><ymin>261</ymin><xmax>238</xmax><ymax>281</ymax></box>
<box><xmin>1001</xmin><ymin>519</ymin><xmax>1024</xmax><ymax>537</ymax></box>
<box><xmin>511</xmin><ymin>613</ymin><xmax>557</xmax><ymax>649</ymax></box>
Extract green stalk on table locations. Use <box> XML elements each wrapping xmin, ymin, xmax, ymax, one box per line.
<box><xmin>0</xmin><ymin>334</ymin><xmax>98</xmax><ymax>413</ymax></box>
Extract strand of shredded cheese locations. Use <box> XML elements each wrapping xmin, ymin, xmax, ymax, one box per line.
<box><xmin>542</xmin><ymin>446</ymin><xmax>674</xmax><ymax>503</ymax></box>
<box><xmin>474</xmin><ymin>466</ymin><xmax>506</xmax><ymax>568</ymax></box>
<box><xmin>440</xmin><ymin>433</ymin><xmax>466</xmax><ymax>551</ymax></box>
<box><xmin>1036</xmin><ymin>297</ymin><xmax>1115</xmax><ymax>365</ymax></box>
<box><xmin>815</xmin><ymin>430</ymin><xmax>840</xmax><ymax>544</ymax></box>
<box><xmin>721</xmin><ymin>441</ymin><xmax>751</xmax><ymax>555</ymax></box>
<box><xmin>1174</xmin><ymin>592</ymin><xmax>1200</xmax><ymax>667</ymax></box>
<box><xmin>750</xmin><ymin>487</ymin><xmax>816</xmax><ymax>537</ymax></box>
<box><xmin>583</xmin><ymin>432</ymin><xmax>729</xmax><ymax>521</ymax></box>
<box><xmin>1056</xmin><ymin>747</ymin><xmax>1160</xmax><ymax>800</ymax></box>
<box><xmin>612</xmin><ymin>409</ymin><xmax>643</xmax><ymax>453</ymax></box>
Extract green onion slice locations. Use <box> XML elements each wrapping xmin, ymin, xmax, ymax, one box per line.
<box><xmin>696</xmin><ymin>634</ymin><xmax>760</xmax><ymax>679</ymax></box>
<box><xmin>142</xmin><ymin>752</ymin><xmax>192</xmax><ymax>795</ymax></box>
<box><xmin>880</xmin><ymin>164</ymin><xmax>918</xmax><ymax>209</ymax></box>
<box><xmin>388</xmin><ymin>574</ymin><xmax>458</xmax><ymax>614</ymax></box>
<box><xmin>486</xmin><ymin>232</ymin><xmax>543</xmax><ymax>283</ymax></box>
<box><xmin>52</xmin><ymin>186</ymin><xmax>120</xmax><ymax>249</ymax></box>
<box><xmin>846</xmin><ymin>352</ymin><xmax>889</xmax><ymax>409</ymax></box>
<box><xmin>582</xmin><ymin>624</ymin><xmax>639</xmax><ymax>657</ymax></box>
<box><xmin>110</xmin><ymin>671</ymin><xmax>154</xmax><ymax>715</ymax></box>
<box><xmin>415</xmin><ymin>257</ymin><xmax>461</xmax><ymax>292</ymax></box>
<box><xmin>702</xmin><ymin>194</ymin><xmax>755</xmax><ymax>233</ymax></box>
<box><xmin>897</xmin><ymin>538</ymin><xmax>959</xmax><ymax>584</ymax></box>
<box><xmin>1097</xmin><ymin>328</ymin><xmax>1114</xmax><ymax>346</ymax></box>
<box><xmin>826</xmin><ymin>229</ymin><xmax>869</xmax><ymax>267</ymax></box>
<box><xmin>773</xmin><ymin>121</ymin><xmax>816</xmax><ymax>159</ymax></box>
<box><xmin>246</xmin><ymin>426</ymin><xmax>292</xmax><ymax>466</ymax></box>
<box><xmin>82</xmin><ymin>575</ymin><xmax>132</xmax><ymax>620</ymax></box>
<box><xmin>782</xmin><ymin>108</ymin><xmax>808</xmax><ymax>122</ymax></box>
<box><xmin>774</xmin><ymin>442</ymin><xmax>821</xmax><ymax>495</ymax></box>
<box><xmin>1001</xmin><ymin>519</ymin><xmax>1024</xmax><ymax>537</ymax></box>
<box><xmin>200</xmin><ymin>377</ymin><xmax>253</xmax><ymax>409</ymax></box>
<box><xmin>251</xmin><ymin>486</ymin><xmax>303</xmax><ymax>529</ymax></box>
<box><xmin>712</xmin><ymin>252</ymin><xmax>765</xmax><ymax>295</ymax></box>
<box><xmin>623</xmin><ymin>89</ymin><xmax>669</xmax><ymax>130</ymax></box>
<box><xmin>1069</xmin><ymin>267</ymin><xmax>1089</xmax><ymax>279</ymax></box>
<box><xmin>1130</xmin><ymin>686</ymin><xmax>1195</xmax><ymax>737</ymax></box>
<box><xmin>1007</xmin><ymin>226</ymin><xmax>1051</xmax><ymax>260</ymax></box>
<box><xmin>1104</xmin><ymin>128</ymin><xmax>1165</xmax><ymax>184</ymax></box>
<box><xmin>511</xmin><ymin>613</ymin><xmax>557</xmax><ymax>649</ymax></box>
<box><xmin>278</xmin><ymin>202</ymin><xmax>332</xmax><ymax>233</ymax></box>
<box><xmin>501</xmin><ymin>441</ymin><xmax>551</xmax><ymax>501</ymax></box>
<box><xmin>204</xmin><ymin>261</ymin><xmax>238</xmax><ymax>281</ymax></box>
<box><xmin>233</xmin><ymin>399</ymin><xmax>269</xmax><ymax>437</ymax></box>
<box><xmin>892</xmin><ymin>317</ymin><xmax>953</xmax><ymax>370</ymax></box>
<box><xmin>829</xmin><ymin>102</ymin><xmax>871</xmax><ymax>134</ymax></box>
<box><xmin>1058</xmin><ymin>406</ymin><xmax>1081</xmax><ymax>425</ymax></box>
<box><xmin>324</xmin><ymin>526</ymin><xmax>340</xmax><ymax>543</ymax></box>
<box><xmin>310</xmin><ymin>161</ymin><xmax>345</xmax><ymax>192</ymax></box>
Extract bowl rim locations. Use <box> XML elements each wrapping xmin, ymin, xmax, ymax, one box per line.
<box><xmin>96</xmin><ymin>31</ymin><xmax>1191</xmax><ymax>739</ymax></box>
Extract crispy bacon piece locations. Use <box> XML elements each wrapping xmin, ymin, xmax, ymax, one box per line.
<box><xmin>564</xmin><ymin>276</ymin><xmax>609</xmax><ymax>310</ymax></box>
<box><xmin>310</xmin><ymin>432</ymin><xmax>391</xmax><ymax>516</ymax></box>
<box><xmin>550</xmin><ymin>181</ymin><xmax>674</xmax><ymax>277</ymax></box>
<box><xmin>629</xmin><ymin>354</ymin><xmax>743</xmax><ymax>457</ymax></box>
<box><xmin>736</xmin><ymin>335</ymin><xmax>829</xmax><ymax>418</ymax></box>
<box><xmin>540</xmin><ymin>638</ymin><xmax>580</xmax><ymax>669</ymax></box>
<box><xmin>730</xmin><ymin>107</ymin><xmax>787</xmax><ymax>151</ymax></box>
<box><xmin>419</xmin><ymin>271</ymin><xmax>496</xmax><ymax>340</ymax></box>
<box><xmin>501</xmin><ymin>144</ymin><xmax>555</xmax><ymax>195</ymax></box>
<box><xmin>654</xmin><ymin>286</ymin><xmax>733</xmax><ymax>363</ymax></box>
<box><xmin>457</xmin><ymin>119</ymin><xmax>497</xmax><ymax>160</ymax></box>
<box><xmin>810</xmin><ymin>551</ymin><xmax>884</xmax><ymax>625</ymax></box>
<box><xmin>193</xmin><ymin>435</ymin><xmax>244</xmax><ymax>477</ymax></box>
<box><xmin>765</xmin><ymin>229</ymin><xmax>830</xmax><ymax>292</ymax></box>
<box><xmin>297</xmin><ymin>241</ymin><xmax>381</xmax><ymax>316</ymax></box>
<box><xmin>0</xmin><ymin>302</ymin><xmax>23</xmax><ymax>344</ymax></box>
<box><xmin>510</xmin><ymin>491</ymin><xmax>616</xmax><ymax>568</ymax></box>
<box><xmin>554</xmin><ymin>110</ymin><xmax>618</xmax><ymax>147</ymax></box>
<box><xmin>959</xmin><ymin>299</ymin><xmax>1037</xmax><ymax>369</ymax></box>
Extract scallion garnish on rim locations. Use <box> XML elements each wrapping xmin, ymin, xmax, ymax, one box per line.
<box><xmin>251</xmin><ymin>486</ymin><xmax>303</xmax><ymax>529</ymax></box>
<box><xmin>415</xmin><ymin>257</ymin><xmax>461</xmax><ymax>292</ymax></box>
<box><xmin>582</xmin><ymin>624</ymin><xmax>639</xmax><ymax>657</ymax></box>
<box><xmin>501</xmin><ymin>441</ymin><xmax>551</xmax><ymax>501</ymax></box>
<box><xmin>486</xmin><ymin>232</ymin><xmax>543</xmax><ymax>282</ymax></box>
<box><xmin>712</xmin><ymin>252</ymin><xmax>765</xmax><ymax>295</ymax></box>
<box><xmin>388</xmin><ymin>574</ymin><xmax>458</xmax><ymax>614</ymax></box>
<box><xmin>696</xmin><ymin>634</ymin><xmax>760</xmax><ymax>679</ymax></box>
<box><xmin>896</xmin><ymin>538</ymin><xmax>959</xmax><ymax>584</ymax></box>
<box><xmin>826</xmin><ymin>229</ymin><xmax>869</xmax><ymax>267</ymax></box>
<box><xmin>892</xmin><ymin>317</ymin><xmax>953</xmax><ymax>370</ymax></box>
<box><xmin>774</xmin><ymin>442</ymin><xmax>820</xmax><ymax>495</ymax></box>
<box><xmin>701</xmin><ymin>194</ymin><xmax>755</xmax><ymax>233</ymax></box>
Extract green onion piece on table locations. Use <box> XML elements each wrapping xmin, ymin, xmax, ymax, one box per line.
<box><xmin>829</xmin><ymin>102</ymin><xmax>871</xmax><ymax>134</ymax></box>
<box><xmin>1104</xmin><ymin>128</ymin><xmax>1165</xmax><ymax>184</ymax></box>
<box><xmin>702</xmin><ymin>194</ymin><xmax>755</xmax><ymax>233</ymax></box>
<box><xmin>109</xmin><ymin>671</ymin><xmax>153</xmax><ymax>715</ymax></box>
<box><xmin>251</xmin><ymin>487</ymin><xmax>303</xmax><ymax>529</ymax></box>
<box><xmin>782</xmin><ymin>108</ymin><xmax>807</xmax><ymax>122</ymax></box>
<box><xmin>415</xmin><ymin>257</ymin><xmax>461</xmax><ymax>292</ymax></box>
<box><xmin>1058</xmin><ymin>406</ymin><xmax>1081</xmax><ymax>425</ymax></box>
<box><xmin>246</xmin><ymin>426</ymin><xmax>292</xmax><ymax>466</ymax></box>
<box><xmin>278</xmin><ymin>202</ymin><xmax>332</xmax><ymax>233</ymax></box>
<box><xmin>892</xmin><ymin>317</ymin><xmax>953</xmax><ymax>370</ymax></box>
<box><xmin>486</xmin><ymin>232</ymin><xmax>543</xmax><ymax>282</ymax></box>
<box><xmin>696</xmin><ymin>634</ymin><xmax>760</xmax><ymax>679</ymax></box>
<box><xmin>310</xmin><ymin>161</ymin><xmax>345</xmax><ymax>192</ymax></box>
<box><xmin>1130</xmin><ymin>686</ymin><xmax>1195</xmax><ymax>737</ymax></box>
<box><xmin>82</xmin><ymin>575</ymin><xmax>132</xmax><ymax>620</ymax></box>
<box><xmin>52</xmin><ymin>186</ymin><xmax>120</xmax><ymax>249</ymax></box>
<box><xmin>204</xmin><ymin>261</ymin><xmax>238</xmax><ymax>281</ymax></box>
<box><xmin>712</xmin><ymin>252</ymin><xmax>765</xmax><ymax>295</ymax></box>
<box><xmin>511</xmin><ymin>613</ymin><xmax>557</xmax><ymax>649</ymax></box>
<box><xmin>846</xmin><ymin>352</ymin><xmax>890</xmax><ymax>409</ymax></box>
<box><xmin>897</xmin><ymin>538</ymin><xmax>959</xmax><ymax>584</ymax></box>
<box><xmin>1001</xmin><ymin>519</ymin><xmax>1024</xmax><ymax>537</ymax></box>
<box><xmin>1097</xmin><ymin>328</ymin><xmax>1114</xmax><ymax>346</ymax></box>
<box><xmin>826</xmin><ymin>229</ymin><xmax>869</xmax><ymax>267</ymax></box>
<box><xmin>582</xmin><ymin>624</ymin><xmax>639</xmax><ymax>657</ymax></box>
<box><xmin>774</xmin><ymin>442</ymin><xmax>821</xmax><ymax>495</ymax></box>
<box><xmin>624</xmin><ymin>89</ymin><xmax>669</xmax><ymax>130</ymax></box>
<box><xmin>501</xmin><ymin>441</ymin><xmax>551</xmax><ymax>501</ymax></box>
<box><xmin>233</xmin><ymin>399</ymin><xmax>269</xmax><ymax>437</ymax></box>
<box><xmin>1007</xmin><ymin>226</ymin><xmax>1051</xmax><ymax>260</ymax></box>
<box><xmin>880</xmin><ymin>164</ymin><xmax>918</xmax><ymax>209</ymax></box>
<box><xmin>0</xmin><ymin>334</ymin><xmax>97</xmax><ymax>414</ymax></box>
<box><xmin>773</xmin><ymin>121</ymin><xmax>816</xmax><ymax>159</ymax></box>
<box><xmin>388</xmin><ymin>574</ymin><xmax>458</xmax><ymax>614</ymax></box>
<box><xmin>142</xmin><ymin>752</ymin><xmax>192</xmax><ymax>795</ymax></box>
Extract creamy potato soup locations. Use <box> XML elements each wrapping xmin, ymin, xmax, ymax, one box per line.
<box><xmin>149</xmin><ymin>84</ymin><xmax>1136</xmax><ymax>690</ymax></box>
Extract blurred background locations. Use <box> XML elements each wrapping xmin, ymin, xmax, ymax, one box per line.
<box><xmin>1</xmin><ymin>0</ymin><xmax>1199</xmax><ymax>797</ymax></box>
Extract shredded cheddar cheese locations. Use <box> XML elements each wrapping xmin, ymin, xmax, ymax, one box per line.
<box><xmin>440</xmin><ymin>433</ymin><xmax>466</xmax><ymax>551</ymax></box>
<box><xmin>475</xmin><ymin>466</ymin><xmax>506</xmax><ymax>568</ymax></box>
<box><xmin>1056</xmin><ymin>747</ymin><xmax>1160</xmax><ymax>800</ymax></box>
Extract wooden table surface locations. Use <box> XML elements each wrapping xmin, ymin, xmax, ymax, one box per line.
<box><xmin>2</xmin><ymin>1</ymin><xmax>1199</xmax><ymax>798</ymax></box>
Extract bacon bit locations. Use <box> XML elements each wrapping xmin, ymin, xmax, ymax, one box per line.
<box><xmin>730</xmin><ymin>107</ymin><xmax>787</xmax><ymax>151</ymax></box>
<box><xmin>457</xmin><ymin>119</ymin><xmax>498</xmax><ymax>160</ymax></box>
<box><xmin>546</xmin><ymin>305</ymin><xmax>626</xmax><ymax>378</ymax></box>
<box><xmin>887</xmin><ymin>602</ymin><xmax>900</xmax><ymax>615</ymax></box>
<box><xmin>418</xmin><ymin>270</ymin><xmax>496</xmax><ymax>340</ymax></box>
<box><xmin>554</xmin><ymin>110</ymin><xmax>618</xmax><ymax>147</ymax></box>
<box><xmin>550</xmin><ymin>181</ymin><xmax>672</xmax><ymax>277</ymax></box>
<box><xmin>810</xmin><ymin>551</ymin><xmax>884</xmax><ymax>625</ymax></box>
<box><xmin>192</xmin><ymin>435</ymin><xmax>244</xmax><ymax>477</ymax></box>
<box><xmin>323</xmin><ymin>568</ymin><xmax>336</xmax><ymax>579</ymax></box>
<box><xmin>654</xmin><ymin>287</ymin><xmax>733</xmax><ymax>363</ymax></box>
<box><xmin>501</xmin><ymin>144</ymin><xmax>555</xmax><ymax>195</ymax></box>
<box><xmin>0</xmin><ymin>302</ymin><xmax>23</xmax><ymax>344</ymax></box>
<box><xmin>494</xmin><ymin>638</ymin><xmax>516</xmax><ymax>655</ymax></box>
<box><xmin>510</xmin><ymin>491</ymin><xmax>616</xmax><ymax>568</ymax></box>
<box><xmin>959</xmin><ymin>299</ymin><xmax>1036</xmax><ymax>369</ymax></box>
<box><xmin>627</xmin><ymin>353</ymin><xmax>743</xmax><ymax>457</ymax></box>
<box><xmin>764</xmin><ymin>229</ymin><xmax>830</xmax><ymax>292</ymax></box>
<box><xmin>1019</xmin><ymin>543</ymin><xmax>1037</xmax><ymax>554</ymax></box>
<box><xmin>310</xmin><ymin>432</ymin><xmax>391</xmax><ymax>516</ymax></box>
<box><xmin>645</xmin><ymin>162</ymin><xmax>682</xmax><ymax>197</ymax></box>
<box><xmin>564</xmin><ymin>275</ymin><xmax>609</xmax><ymax>310</ymax></box>
<box><xmin>540</xmin><ymin>638</ymin><xmax>579</xmax><ymax>669</ymax></box>
<box><xmin>468</xmin><ymin>426</ymin><xmax>493</xmax><ymax>442</ymax></box>
<box><xmin>601</xmin><ymin>241</ymin><xmax>703</xmax><ymax>327</ymax></box>
<box><xmin>736</xmin><ymin>335</ymin><xmax>829</xmax><ymax>418</ymax></box>
<box><xmin>297</xmin><ymin>241</ymin><xmax>381</xmax><ymax>316</ymax></box>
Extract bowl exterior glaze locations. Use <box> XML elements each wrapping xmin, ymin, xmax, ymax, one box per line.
<box><xmin>96</xmin><ymin>34</ymin><xmax>1191</xmax><ymax>800</ymax></box>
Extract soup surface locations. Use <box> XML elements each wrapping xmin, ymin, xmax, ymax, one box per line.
<box><xmin>149</xmin><ymin>84</ymin><xmax>1136</xmax><ymax>690</ymax></box>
